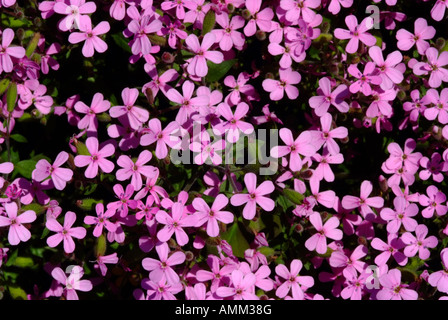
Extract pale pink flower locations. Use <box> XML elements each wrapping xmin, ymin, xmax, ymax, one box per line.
<box><xmin>0</xmin><ymin>28</ymin><xmax>26</xmax><ymax>74</ymax></box>
<box><xmin>371</xmin><ymin>234</ymin><xmax>408</xmax><ymax>267</ymax></box>
<box><xmin>341</xmin><ymin>180</ymin><xmax>384</xmax><ymax>220</ymax></box>
<box><xmin>51</xmin><ymin>266</ymin><xmax>93</xmax><ymax>300</ymax></box>
<box><xmin>369</xmin><ymin>46</ymin><xmax>403</xmax><ymax>90</ymax></box>
<box><xmin>193</xmin><ymin>194</ymin><xmax>234</xmax><ymax>237</ymax></box>
<box><xmin>340</xmin><ymin>268</ymin><xmax>369</xmax><ymax>300</ymax></box>
<box><xmin>431</xmin><ymin>0</ymin><xmax>448</xmax><ymax>21</ymax></box>
<box><xmin>140</xmin><ymin>119</ymin><xmax>181</xmax><ymax>159</ymax></box>
<box><xmin>418</xmin><ymin>185</ymin><xmax>448</xmax><ymax>218</ymax></box>
<box><xmin>275</xmin><ymin>259</ymin><xmax>314</xmax><ymax>300</ymax></box>
<box><xmin>53</xmin><ymin>0</ymin><xmax>96</xmax><ymax>31</ymax></box>
<box><xmin>0</xmin><ymin>202</ymin><xmax>36</xmax><ymax>245</ymax></box>
<box><xmin>377</xmin><ymin>269</ymin><xmax>418</xmax><ymax>300</ymax></box>
<box><xmin>334</xmin><ymin>15</ymin><xmax>377</xmax><ymax>54</ymax></box>
<box><xmin>327</xmin><ymin>0</ymin><xmax>353</xmax><ymax>14</ymax></box>
<box><xmin>413</xmin><ymin>47</ymin><xmax>448</xmax><ymax>88</ymax></box>
<box><xmin>308</xmin><ymin>77</ymin><xmax>350</xmax><ymax>116</ymax></box>
<box><xmin>185</xmin><ymin>33</ymin><xmax>224</xmax><ymax>78</ymax></box>
<box><xmin>46</xmin><ymin>211</ymin><xmax>87</xmax><ymax>254</ymax></box>
<box><xmin>423</xmin><ymin>88</ymin><xmax>448</xmax><ymax>125</ymax></box>
<box><xmin>68</xmin><ymin>16</ymin><xmax>110</xmax><ymax>58</ymax></box>
<box><xmin>95</xmin><ymin>253</ymin><xmax>119</xmax><ymax>276</ymax></box>
<box><xmin>262</xmin><ymin>68</ymin><xmax>301</xmax><ymax>101</ymax></box>
<box><xmin>348</xmin><ymin>62</ymin><xmax>382</xmax><ymax>96</ymax></box>
<box><xmin>74</xmin><ymin>137</ymin><xmax>115</xmax><ymax>178</ymax></box>
<box><xmin>189</xmin><ymin>130</ymin><xmax>226</xmax><ymax>165</ymax></box>
<box><xmin>74</xmin><ymin>92</ymin><xmax>110</xmax><ymax>132</ymax></box>
<box><xmin>396</xmin><ymin>18</ymin><xmax>435</xmax><ymax>55</ymax></box>
<box><xmin>280</xmin><ymin>0</ymin><xmax>320</xmax><ymax>23</ymax></box>
<box><xmin>402</xmin><ymin>224</ymin><xmax>438</xmax><ymax>260</ymax></box>
<box><xmin>106</xmin><ymin>183</ymin><xmax>138</xmax><ymax>218</ymax></box>
<box><xmin>116</xmin><ymin>150</ymin><xmax>155</xmax><ymax>191</ymax></box>
<box><xmin>32</xmin><ymin>151</ymin><xmax>73</xmax><ymax>191</ymax></box>
<box><xmin>216</xmin><ymin>269</ymin><xmax>258</xmax><ymax>300</ymax></box>
<box><xmin>109</xmin><ymin>88</ymin><xmax>150</xmax><ymax>130</ymax></box>
<box><xmin>380</xmin><ymin>196</ymin><xmax>418</xmax><ymax>234</ymax></box>
<box><xmin>83</xmin><ymin>203</ymin><xmax>117</xmax><ymax>237</ymax></box>
<box><xmin>134</xmin><ymin>168</ymin><xmax>168</xmax><ymax>203</ymax></box>
<box><xmin>317</xmin><ymin>113</ymin><xmax>348</xmax><ymax>156</ymax></box>
<box><xmin>419</xmin><ymin>152</ymin><xmax>448</xmax><ymax>183</ymax></box>
<box><xmin>428</xmin><ymin>248</ymin><xmax>448</xmax><ymax>294</ymax></box>
<box><xmin>213</xmin><ymin>13</ymin><xmax>245</xmax><ymax>51</ymax></box>
<box><xmin>126</xmin><ymin>15</ymin><xmax>162</xmax><ymax>55</ymax></box>
<box><xmin>305</xmin><ymin>212</ymin><xmax>343</xmax><ymax>254</ymax></box>
<box><xmin>329</xmin><ymin>245</ymin><xmax>368</xmax><ymax>274</ymax></box>
<box><xmin>213</xmin><ymin>102</ymin><xmax>254</xmax><ymax>143</ymax></box>
<box><xmin>244</xmin><ymin>0</ymin><xmax>274</xmax><ymax>36</ymax></box>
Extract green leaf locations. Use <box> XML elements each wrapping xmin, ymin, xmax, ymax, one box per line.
<box><xmin>77</xmin><ymin>198</ymin><xmax>103</xmax><ymax>211</ymax></box>
<box><xmin>22</xmin><ymin>203</ymin><xmax>44</xmax><ymax>215</ymax></box>
<box><xmin>41</xmin><ymin>227</ymin><xmax>50</xmax><ymax>239</ymax></box>
<box><xmin>0</xmin><ymin>78</ymin><xmax>11</xmax><ymax>95</ymax></box>
<box><xmin>95</xmin><ymin>234</ymin><xmax>107</xmax><ymax>257</ymax></box>
<box><xmin>75</xmin><ymin>140</ymin><xmax>91</xmax><ymax>156</ymax></box>
<box><xmin>4</xmin><ymin>248</ymin><xmax>18</xmax><ymax>267</ymax></box>
<box><xmin>205</xmin><ymin>59</ymin><xmax>237</xmax><ymax>83</ymax></box>
<box><xmin>220</xmin><ymin>222</ymin><xmax>250</xmax><ymax>258</ymax></box>
<box><xmin>258</xmin><ymin>246</ymin><xmax>276</xmax><ymax>259</ymax></box>
<box><xmin>111</xmin><ymin>33</ymin><xmax>132</xmax><ymax>53</ymax></box>
<box><xmin>8</xmin><ymin>286</ymin><xmax>28</xmax><ymax>300</ymax></box>
<box><xmin>202</xmin><ymin>10</ymin><xmax>216</xmax><ymax>35</ymax></box>
<box><xmin>148</xmin><ymin>34</ymin><xmax>167</xmax><ymax>47</ymax></box>
<box><xmin>282</xmin><ymin>188</ymin><xmax>304</xmax><ymax>205</ymax></box>
<box><xmin>6</xmin><ymin>82</ymin><xmax>17</xmax><ymax>112</ymax></box>
<box><xmin>12</xmin><ymin>256</ymin><xmax>34</xmax><ymax>268</ymax></box>
<box><xmin>26</xmin><ymin>32</ymin><xmax>41</xmax><ymax>58</ymax></box>
<box><xmin>10</xmin><ymin>134</ymin><xmax>28</xmax><ymax>143</ymax></box>
<box><xmin>15</xmin><ymin>159</ymin><xmax>37</xmax><ymax>179</ymax></box>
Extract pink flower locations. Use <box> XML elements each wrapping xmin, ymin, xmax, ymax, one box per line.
<box><xmin>329</xmin><ymin>245</ymin><xmax>368</xmax><ymax>274</ymax></box>
<box><xmin>0</xmin><ymin>28</ymin><xmax>26</xmax><ymax>74</ymax></box>
<box><xmin>74</xmin><ymin>137</ymin><xmax>115</xmax><ymax>178</ymax></box>
<box><xmin>160</xmin><ymin>16</ymin><xmax>188</xmax><ymax>49</ymax></box>
<box><xmin>419</xmin><ymin>152</ymin><xmax>448</xmax><ymax>183</ymax></box>
<box><xmin>348</xmin><ymin>62</ymin><xmax>382</xmax><ymax>96</ymax></box>
<box><xmin>32</xmin><ymin>151</ymin><xmax>73</xmax><ymax>191</ymax></box>
<box><xmin>431</xmin><ymin>0</ymin><xmax>448</xmax><ymax>21</ymax></box>
<box><xmin>46</xmin><ymin>211</ymin><xmax>87</xmax><ymax>253</ymax></box>
<box><xmin>403</xmin><ymin>90</ymin><xmax>430</xmax><ymax>123</ymax></box>
<box><xmin>213</xmin><ymin>102</ymin><xmax>254</xmax><ymax>143</ymax></box>
<box><xmin>83</xmin><ymin>203</ymin><xmax>117</xmax><ymax>237</ymax></box>
<box><xmin>341</xmin><ymin>180</ymin><xmax>384</xmax><ymax>220</ymax></box>
<box><xmin>18</xmin><ymin>80</ymin><xmax>54</xmax><ymax>115</ymax></box>
<box><xmin>230</xmin><ymin>173</ymin><xmax>275</xmax><ymax>220</ymax></box>
<box><xmin>280</xmin><ymin>0</ymin><xmax>320</xmax><ymax>23</ymax></box>
<box><xmin>155</xmin><ymin>202</ymin><xmax>198</xmax><ymax>246</ymax></box>
<box><xmin>185</xmin><ymin>33</ymin><xmax>224</xmax><ymax>78</ymax></box>
<box><xmin>126</xmin><ymin>15</ymin><xmax>162</xmax><ymax>55</ymax></box>
<box><xmin>213</xmin><ymin>13</ymin><xmax>245</xmax><ymax>51</ymax></box>
<box><xmin>193</xmin><ymin>194</ymin><xmax>234</xmax><ymax>237</ymax></box>
<box><xmin>139</xmin><ymin>278</ymin><xmax>183</xmax><ymax>300</ymax></box>
<box><xmin>184</xmin><ymin>0</ymin><xmax>211</xmax><ymax>27</ymax></box>
<box><xmin>271</xmin><ymin>128</ymin><xmax>318</xmax><ymax>172</ymax></box>
<box><xmin>74</xmin><ymin>92</ymin><xmax>110</xmax><ymax>132</ymax></box>
<box><xmin>413</xmin><ymin>47</ymin><xmax>448</xmax><ymax>88</ymax></box>
<box><xmin>134</xmin><ymin>168</ymin><xmax>168</xmax><ymax>203</ymax></box>
<box><xmin>275</xmin><ymin>259</ymin><xmax>314</xmax><ymax>300</ymax></box>
<box><xmin>53</xmin><ymin>0</ymin><xmax>96</xmax><ymax>31</ymax></box>
<box><xmin>305</xmin><ymin>213</ymin><xmax>343</xmax><ymax>254</ymax></box>
<box><xmin>418</xmin><ymin>185</ymin><xmax>448</xmax><ymax>218</ymax></box>
<box><xmin>189</xmin><ymin>130</ymin><xmax>226</xmax><ymax>165</ymax></box>
<box><xmin>334</xmin><ymin>15</ymin><xmax>377</xmax><ymax>54</ymax></box>
<box><xmin>402</xmin><ymin>224</ymin><xmax>438</xmax><ymax>260</ymax></box>
<box><xmin>68</xmin><ymin>16</ymin><xmax>110</xmax><ymax>58</ymax></box>
<box><xmin>382</xmin><ymin>138</ymin><xmax>422</xmax><ymax>173</ymax></box>
<box><xmin>51</xmin><ymin>266</ymin><xmax>93</xmax><ymax>300</ymax></box>
<box><xmin>109</xmin><ymin>0</ymin><xmax>127</xmax><ymax>20</ymax></box>
<box><xmin>369</xmin><ymin>46</ymin><xmax>403</xmax><ymax>90</ymax></box>
<box><xmin>161</xmin><ymin>0</ymin><xmax>188</xmax><ymax>20</ymax></box>
<box><xmin>312</xmin><ymin>149</ymin><xmax>344</xmax><ymax>183</ymax></box>
<box><xmin>396</xmin><ymin>18</ymin><xmax>435</xmax><ymax>55</ymax></box>
<box><xmin>109</xmin><ymin>88</ymin><xmax>150</xmax><ymax>130</ymax></box>
<box><xmin>371</xmin><ymin>234</ymin><xmax>408</xmax><ymax>266</ymax></box>
<box><xmin>106</xmin><ymin>183</ymin><xmax>138</xmax><ymax>218</ymax></box>
<box><xmin>262</xmin><ymin>67</ymin><xmax>301</xmax><ymax>101</ymax></box>
<box><xmin>140</xmin><ymin>119</ymin><xmax>181</xmax><ymax>159</ymax></box>
<box><xmin>377</xmin><ymin>269</ymin><xmax>418</xmax><ymax>300</ymax></box>
<box><xmin>216</xmin><ymin>269</ymin><xmax>258</xmax><ymax>300</ymax></box>
<box><xmin>317</xmin><ymin>113</ymin><xmax>348</xmax><ymax>156</ymax></box>
<box><xmin>327</xmin><ymin>0</ymin><xmax>353</xmax><ymax>14</ymax></box>
<box><xmin>340</xmin><ymin>268</ymin><xmax>369</xmax><ymax>300</ymax></box>
<box><xmin>143</xmin><ymin>66</ymin><xmax>179</xmax><ymax>99</ymax></box>
<box><xmin>95</xmin><ymin>253</ymin><xmax>119</xmax><ymax>276</ymax></box>
<box><xmin>380</xmin><ymin>196</ymin><xmax>418</xmax><ymax>234</ymax></box>
<box><xmin>196</xmin><ymin>254</ymin><xmax>236</xmax><ymax>291</ymax></box>
<box><xmin>244</xmin><ymin>0</ymin><xmax>274</xmax><ymax>36</ymax></box>
<box><xmin>0</xmin><ymin>202</ymin><xmax>36</xmax><ymax>245</ymax></box>
<box><xmin>428</xmin><ymin>248</ymin><xmax>448</xmax><ymax>294</ymax></box>
<box><xmin>116</xmin><ymin>150</ymin><xmax>155</xmax><ymax>191</ymax></box>
<box><xmin>423</xmin><ymin>88</ymin><xmax>448</xmax><ymax>125</ymax></box>
<box><xmin>309</xmin><ymin>77</ymin><xmax>350</xmax><ymax>116</ymax></box>
<box><xmin>142</xmin><ymin>242</ymin><xmax>186</xmax><ymax>285</ymax></box>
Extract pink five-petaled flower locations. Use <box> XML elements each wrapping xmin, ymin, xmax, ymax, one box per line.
<box><xmin>68</xmin><ymin>16</ymin><xmax>110</xmax><ymax>58</ymax></box>
<box><xmin>53</xmin><ymin>0</ymin><xmax>96</xmax><ymax>31</ymax></box>
<box><xmin>214</xmin><ymin>102</ymin><xmax>254</xmax><ymax>143</ymax></box>
<box><xmin>216</xmin><ymin>269</ymin><xmax>258</xmax><ymax>300</ymax></box>
<box><xmin>116</xmin><ymin>150</ymin><xmax>154</xmax><ymax>191</ymax></box>
<box><xmin>74</xmin><ymin>137</ymin><xmax>115</xmax><ymax>178</ymax></box>
<box><xmin>189</xmin><ymin>130</ymin><xmax>225</xmax><ymax>165</ymax></box>
<box><xmin>280</xmin><ymin>0</ymin><xmax>320</xmax><ymax>23</ymax></box>
<box><xmin>271</xmin><ymin>128</ymin><xmax>318</xmax><ymax>172</ymax></box>
<box><xmin>329</xmin><ymin>245</ymin><xmax>368</xmax><ymax>274</ymax></box>
<box><xmin>383</xmin><ymin>138</ymin><xmax>422</xmax><ymax>173</ymax></box>
<box><xmin>275</xmin><ymin>259</ymin><xmax>314</xmax><ymax>300</ymax></box>
<box><xmin>402</xmin><ymin>224</ymin><xmax>438</xmax><ymax>260</ymax></box>
<box><xmin>193</xmin><ymin>194</ymin><xmax>234</xmax><ymax>237</ymax></box>
<box><xmin>318</xmin><ymin>113</ymin><xmax>348</xmax><ymax>156</ymax></box>
<box><xmin>83</xmin><ymin>203</ymin><xmax>117</xmax><ymax>237</ymax></box>
<box><xmin>32</xmin><ymin>151</ymin><xmax>73</xmax><ymax>191</ymax></box>
<box><xmin>51</xmin><ymin>266</ymin><xmax>93</xmax><ymax>300</ymax></box>
<box><xmin>74</xmin><ymin>92</ymin><xmax>111</xmax><ymax>132</ymax></box>
<box><xmin>0</xmin><ymin>202</ymin><xmax>36</xmax><ymax>246</ymax></box>
<box><xmin>419</xmin><ymin>152</ymin><xmax>448</xmax><ymax>183</ymax></box>
<box><xmin>431</xmin><ymin>0</ymin><xmax>448</xmax><ymax>21</ymax></box>
<box><xmin>46</xmin><ymin>211</ymin><xmax>87</xmax><ymax>254</ymax></box>
<box><xmin>327</xmin><ymin>0</ymin><xmax>353</xmax><ymax>14</ymax></box>
<box><xmin>334</xmin><ymin>15</ymin><xmax>377</xmax><ymax>54</ymax></box>
<box><xmin>347</xmin><ymin>62</ymin><xmax>382</xmax><ymax>96</ymax></box>
<box><xmin>396</xmin><ymin>18</ymin><xmax>435</xmax><ymax>55</ymax></box>
<box><xmin>213</xmin><ymin>13</ymin><xmax>245</xmax><ymax>51</ymax></box>
<box><xmin>418</xmin><ymin>185</ymin><xmax>448</xmax><ymax>218</ymax></box>
<box><xmin>428</xmin><ymin>248</ymin><xmax>448</xmax><ymax>294</ymax></box>
<box><xmin>262</xmin><ymin>68</ymin><xmax>301</xmax><ymax>101</ymax></box>
<box><xmin>140</xmin><ymin>119</ymin><xmax>181</xmax><ymax>159</ymax></box>
<box><xmin>423</xmin><ymin>88</ymin><xmax>448</xmax><ymax>125</ymax></box>
<box><xmin>368</xmin><ymin>46</ymin><xmax>404</xmax><ymax>90</ymax></box>
<box><xmin>127</xmin><ymin>15</ymin><xmax>162</xmax><ymax>55</ymax></box>
<box><xmin>341</xmin><ymin>180</ymin><xmax>384</xmax><ymax>220</ymax></box>
<box><xmin>230</xmin><ymin>173</ymin><xmax>275</xmax><ymax>220</ymax></box>
<box><xmin>142</xmin><ymin>242</ymin><xmax>186</xmax><ymax>285</ymax></box>
<box><xmin>305</xmin><ymin>212</ymin><xmax>343</xmax><ymax>255</ymax></box>
<box><xmin>185</xmin><ymin>33</ymin><xmax>224</xmax><ymax>78</ymax></box>
<box><xmin>380</xmin><ymin>196</ymin><xmax>418</xmax><ymax>234</ymax></box>
<box><xmin>371</xmin><ymin>234</ymin><xmax>408</xmax><ymax>267</ymax></box>
<box><xmin>377</xmin><ymin>269</ymin><xmax>418</xmax><ymax>300</ymax></box>
<box><xmin>0</xmin><ymin>28</ymin><xmax>26</xmax><ymax>74</ymax></box>
<box><xmin>109</xmin><ymin>88</ymin><xmax>150</xmax><ymax>131</ymax></box>
<box><xmin>155</xmin><ymin>202</ymin><xmax>198</xmax><ymax>246</ymax></box>
<box><xmin>107</xmin><ymin>183</ymin><xmax>138</xmax><ymax>218</ymax></box>
<box><xmin>244</xmin><ymin>0</ymin><xmax>274</xmax><ymax>36</ymax></box>
<box><xmin>308</xmin><ymin>77</ymin><xmax>350</xmax><ymax>117</ymax></box>
<box><xmin>413</xmin><ymin>47</ymin><xmax>448</xmax><ymax>89</ymax></box>
<box><xmin>95</xmin><ymin>253</ymin><xmax>119</xmax><ymax>276</ymax></box>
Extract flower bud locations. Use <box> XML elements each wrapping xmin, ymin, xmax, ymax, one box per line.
<box><xmin>321</xmin><ymin>21</ymin><xmax>330</xmax><ymax>34</ymax></box>
<box><xmin>436</xmin><ymin>37</ymin><xmax>446</xmax><ymax>50</ymax></box>
<box><xmin>255</xmin><ymin>30</ymin><xmax>266</xmax><ymax>41</ymax></box>
<box><xmin>226</xmin><ymin>3</ymin><xmax>235</xmax><ymax>13</ymax></box>
<box><xmin>242</xmin><ymin>9</ymin><xmax>252</xmax><ymax>20</ymax></box>
<box><xmin>357</xmin><ymin>236</ymin><xmax>367</xmax><ymax>246</ymax></box>
<box><xmin>294</xmin><ymin>223</ymin><xmax>304</xmax><ymax>233</ymax></box>
<box><xmin>351</xmin><ymin>55</ymin><xmax>361</xmax><ymax>64</ymax></box>
<box><xmin>16</xmin><ymin>28</ymin><xmax>25</xmax><ymax>41</ymax></box>
<box><xmin>265</xmin><ymin>72</ymin><xmax>275</xmax><ymax>79</ymax></box>
<box><xmin>185</xmin><ymin>251</ymin><xmax>194</xmax><ymax>262</ymax></box>
<box><xmin>33</xmin><ymin>17</ymin><xmax>42</xmax><ymax>28</ymax></box>
<box><xmin>299</xmin><ymin>169</ymin><xmax>313</xmax><ymax>180</ymax></box>
<box><xmin>397</xmin><ymin>90</ymin><xmax>406</xmax><ymax>101</ymax></box>
<box><xmin>162</xmin><ymin>52</ymin><xmax>175</xmax><ymax>64</ymax></box>
<box><xmin>378</xmin><ymin>175</ymin><xmax>388</xmax><ymax>192</ymax></box>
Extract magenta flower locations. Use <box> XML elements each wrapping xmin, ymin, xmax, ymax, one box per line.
<box><xmin>68</xmin><ymin>16</ymin><xmax>110</xmax><ymax>58</ymax></box>
<box><xmin>305</xmin><ymin>213</ymin><xmax>343</xmax><ymax>254</ymax></box>
<box><xmin>0</xmin><ymin>28</ymin><xmax>26</xmax><ymax>74</ymax></box>
<box><xmin>161</xmin><ymin>0</ymin><xmax>188</xmax><ymax>20</ymax></box>
<box><xmin>312</xmin><ymin>149</ymin><xmax>344</xmax><ymax>183</ymax></box>
<box><xmin>155</xmin><ymin>202</ymin><xmax>198</xmax><ymax>246</ymax></box>
<box><xmin>334</xmin><ymin>15</ymin><xmax>377</xmax><ymax>54</ymax></box>
<box><xmin>329</xmin><ymin>245</ymin><xmax>368</xmax><ymax>274</ymax></box>
<box><xmin>216</xmin><ymin>269</ymin><xmax>258</xmax><ymax>300</ymax></box>
<box><xmin>189</xmin><ymin>130</ymin><xmax>226</xmax><ymax>165</ymax></box>
<box><xmin>419</xmin><ymin>152</ymin><xmax>448</xmax><ymax>183</ymax></box>
<box><xmin>423</xmin><ymin>88</ymin><xmax>448</xmax><ymax>125</ymax></box>
<box><xmin>53</xmin><ymin>0</ymin><xmax>96</xmax><ymax>31</ymax></box>
<box><xmin>431</xmin><ymin>0</ymin><xmax>448</xmax><ymax>21</ymax></box>
<box><xmin>46</xmin><ymin>211</ymin><xmax>87</xmax><ymax>253</ymax></box>
<box><xmin>213</xmin><ymin>13</ymin><xmax>245</xmax><ymax>51</ymax></box>
<box><xmin>340</xmin><ymin>268</ymin><xmax>369</xmax><ymax>300</ymax></box>
<box><xmin>74</xmin><ymin>137</ymin><xmax>115</xmax><ymax>178</ymax></box>
<box><xmin>142</xmin><ymin>242</ymin><xmax>186</xmax><ymax>285</ymax></box>
<box><xmin>327</xmin><ymin>0</ymin><xmax>353</xmax><ymax>14</ymax></box>
<box><xmin>127</xmin><ymin>15</ymin><xmax>162</xmax><ymax>55</ymax></box>
<box><xmin>396</xmin><ymin>18</ymin><xmax>435</xmax><ymax>55</ymax></box>
<box><xmin>402</xmin><ymin>224</ymin><xmax>438</xmax><ymax>260</ymax></box>
<box><xmin>317</xmin><ymin>113</ymin><xmax>348</xmax><ymax>156</ymax></box>
<box><xmin>418</xmin><ymin>185</ymin><xmax>448</xmax><ymax>218</ymax></box>
<box><xmin>280</xmin><ymin>0</ymin><xmax>320</xmax><ymax>23</ymax></box>
<box><xmin>18</xmin><ymin>80</ymin><xmax>54</xmax><ymax>115</ymax></box>
<box><xmin>213</xmin><ymin>102</ymin><xmax>254</xmax><ymax>143</ymax></box>
<box><xmin>116</xmin><ymin>150</ymin><xmax>154</xmax><ymax>191</ymax></box>
<box><xmin>262</xmin><ymin>68</ymin><xmax>301</xmax><ymax>101</ymax></box>
<box><xmin>230</xmin><ymin>173</ymin><xmax>275</xmax><ymax>220</ymax></box>
<box><xmin>380</xmin><ymin>196</ymin><xmax>418</xmax><ymax>234</ymax></box>
<box><xmin>382</xmin><ymin>138</ymin><xmax>422</xmax><ymax>173</ymax></box>
<box><xmin>0</xmin><ymin>202</ymin><xmax>36</xmax><ymax>245</ymax></box>
<box><xmin>428</xmin><ymin>248</ymin><xmax>448</xmax><ymax>294</ymax></box>
<box><xmin>196</xmin><ymin>254</ymin><xmax>236</xmax><ymax>291</ymax></box>
<box><xmin>51</xmin><ymin>266</ymin><xmax>93</xmax><ymax>300</ymax></box>
<box><xmin>95</xmin><ymin>253</ymin><xmax>119</xmax><ymax>276</ymax></box>
<box><xmin>74</xmin><ymin>92</ymin><xmax>110</xmax><ymax>132</ymax></box>
<box><xmin>308</xmin><ymin>77</ymin><xmax>350</xmax><ymax>116</ymax></box>
<box><xmin>369</xmin><ymin>46</ymin><xmax>403</xmax><ymax>90</ymax></box>
<box><xmin>275</xmin><ymin>259</ymin><xmax>314</xmax><ymax>300</ymax></box>
<box><xmin>413</xmin><ymin>47</ymin><xmax>448</xmax><ymax>88</ymax></box>
<box><xmin>140</xmin><ymin>119</ymin><xmax>181</xmax><ymax>159</ymax></box>
<box><xmin>371</xmin><ymin>234</ymin><xmax>408</xmax><ymax>267</ymax></box>
<box><xmin>348</xmin><ymin>62</ymin><xmax>382</xmax><ymax>96</ymax></box>
<box><xmin>244</xmin><ymin>0</ymin><xmax>274</xmax><ymax>36</ymax></box>
<box><xmin>403</xmin><ymin>89</ymin><xmax>430</xmax><ymax>123</ymax></box>
<box><xmin>109</xmin><ymin>88</ymin><xmax>150</xmax><ymax>130</ymax></box>
<box><xmin>377</xmin><ymin>269</ymin><xmax>418</xmax><ymax>300</ymax></box>
<box><xmin>193</xmin><ymin>194</ymin><xmax>234</xmax><ymax>237</ymax></box>
<box><xmin>83</xmin><ymin>203</ymin><xmax>117</xmax><ymax>237</ymax></box>
<box><xmin>134</xmin><ymin>168</ymin><xmax>168</xmax><ymax>203</ymax></box>
<box><xmin>160</xmin><ymin>16</ymin><xmax>188</xmax><ymax>49</ymax></box>
<box><xmin>107</xmin><ymin>183</ymin><xmax>138</xmax><ymax>218</ymax></box>
<box><xmin>341</xmin><ymin>180</ymin><xmax>384</xmax><ymax>220</ymax></box>
<box><xmin>39</xmin><ymin>41</ymin><xmax>61</xmax><ymax>75</ymax></box>
<box><xmin>32</xmin><ymin>151</ymin><xmax>73</xmax><ymax>191</ymax></box>
<box><xmin>185</xmin><ymin>33</ymin><xmax>224</xmax><ymax>78</ymax></box>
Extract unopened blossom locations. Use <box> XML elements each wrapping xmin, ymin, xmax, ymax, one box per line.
<box><xmin>0</xmin><ymin>202</ymin><xmax>36</xmax><ymax>246</ymax></box>
<box><xmin>68</xmin><ymin>16</ymin><xmax>110</xmax><ymax>58</ymax></box>
<box><xmin>46</xmin><ymin>211</ymin><xmax>87</xmax><ymax>253</ymax></box>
